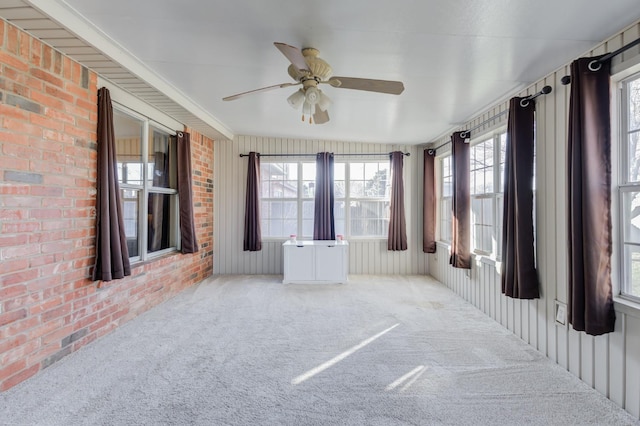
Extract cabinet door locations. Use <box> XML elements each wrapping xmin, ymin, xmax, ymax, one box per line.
<box><xmin>285</xmin><ymin>245</ymin><xmax>315</xmax><ymax>282</ymax></box>
<box><xmin>314</xmin><ymin>245</ymin><xmax>345</xmax><ymax>282</ymax></box>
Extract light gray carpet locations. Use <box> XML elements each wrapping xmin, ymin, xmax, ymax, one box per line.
<box><xmin>1</xmin><ymin>275</ymin><xmax>638</xmax><ymax>426</ymax></box>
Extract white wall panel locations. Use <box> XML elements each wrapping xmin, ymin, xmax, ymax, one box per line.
<box><xmin>427</xmin><ymin>19</ymin><xmax>640</xmax><ymax>420</ymax></box>
<box><xmin>214</xmin><ymin>135</ymin><xmax>428</xmax><ymax>276</ymax></box>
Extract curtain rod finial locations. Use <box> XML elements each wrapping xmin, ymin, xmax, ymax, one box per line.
<box><xmin>561</xmin><ymin>75</ymin><xmax>571</xmax><ymax>85</ymax></box>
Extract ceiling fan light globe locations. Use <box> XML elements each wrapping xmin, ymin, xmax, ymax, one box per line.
<box><xmin>317</xmin><ymin>91</ymin><xmax>332</xmax><ymax>111</ymax></box>
<box><xmin>305</xmin><ymin>87</ymin><xmax>320</xmax><ymax>105</ymax></box>
<box><xmin>287</xmin><ymin>89</ymin><xmax>305</xmax><ymax>109</ymax></box>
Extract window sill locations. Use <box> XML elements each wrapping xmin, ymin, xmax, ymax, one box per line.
<box><xmin>434</xmin><ymin>242</ymin><xmax>500</xmax><ymax>269</ymax></box>
<box><xmin>613</xmin><ymin>296</ymin><xmax>640</xmax><ymax>319</ymax></box>
<box><xmin>262</xmin><ymin>237</ymin><xmax>388</xmax><ymax>243</ymax></box>
<box><xmin>129</xmin><ymin>249</ymin><xmax>180</xmax><ymax>268</ymax></box>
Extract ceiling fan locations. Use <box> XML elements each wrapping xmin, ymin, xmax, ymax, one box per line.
<box><xmin>222</xmin><ymin>42</ymin><xmax>405</xmax><ymax>124</ymax></box>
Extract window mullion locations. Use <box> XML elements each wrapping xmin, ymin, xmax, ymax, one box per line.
<box><xmin>141</xmin><ymin>119</ymin><xmax>149</xmax><ymax>261</ymax></box>
<box><xmin>298</xmin><ymin>162</ymin><xmax>303</xmax><ymax>238</ymax></box>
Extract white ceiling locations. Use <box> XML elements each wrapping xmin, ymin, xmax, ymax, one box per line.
<box><xmin>5</xmin><ymin>1</ymin><xmax>640</xmax><ymax>144</ymax></box>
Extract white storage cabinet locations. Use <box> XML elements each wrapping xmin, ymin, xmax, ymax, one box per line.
<box><xmin>282</xmin><ymin>240</ymin><xmax>349</xmax><ymax>284</ymax></box>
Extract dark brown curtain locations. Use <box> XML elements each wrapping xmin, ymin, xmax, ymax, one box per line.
<box><xmin>501</xmin><ymin>97</ymin><xmax>539</xmax><ymax>299</ymax></box>
<box><xmin>243</xmin><ymin>152</ymin><xmax>262</xmax><ymax>251</ymax></box>
<box><xmin>177</xmin><ymin>132</ymin><xmax>199</xmax><ymax>254</ymax></box>
<box><xmin>567</xmin><ymin>56</ymin><xmax>615</xmax><ymax>335</ymax></box>
<box><xmin>423</xmin><ymin>149</ymin><xmax>436</xmax><ymax>253</ymax></box>
<box><xmin>92</xmin><ymin>87</ymin><xmax>131</xmax><ymax>281</ymax></box>
<box><xmin>450</xmin><ymin>131</ymin><xmax>471</xmax><ymax>269</ymax></box>
<box><xmin>388</xmin><ymin>151</ymin><xmax>407</xmax><ymax>251</ymax></box>
<box><xmin>313</xmin><ymin>152</ymin><xmax>335</xmax><ymax>240</ymax></box>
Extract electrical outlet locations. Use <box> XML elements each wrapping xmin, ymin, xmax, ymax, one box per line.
<box><xmin>554</xmin><ymin>300</ymin><xmax>567</xmax><ymax>327</ymax></box>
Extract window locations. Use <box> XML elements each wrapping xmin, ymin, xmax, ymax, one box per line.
<box><xmin>618</xmin><ymin>72</ymin><xmax>640</xmax><ymax>300</ymax></box>
<box><xmin>439</xmin><ymin>132</ymin><xmax>507</xmax><ymax>259</ymax></box>
<box><xmin>260</xmin><ymin>162</ymin><xmax>315</xmax><ymax>238</ymax></box>
<box><xmin>259</xmin><ymin>159</ymin><xmax>390</xmax><ymax>239</ymax></box>
<box><xmin>337</xmin><ymin>161</ymin><xmax>391</xmax><ymax>237</ymax></box>
<box><xmin>470</xmin><ymin>133</ymin><xmax>507</xmax><ymax>258</ymax></box>
<box><xmin>439</xmin><ymin>156</ymin><xmax>452</xmax><ymax>243</ymax></box>
<box><xmin>114</xmin><ymin>108</ymin><xmax>179</xmax><ymax>260</ymax></box>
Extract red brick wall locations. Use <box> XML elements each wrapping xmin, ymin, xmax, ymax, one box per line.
<box><xmin>0</xmin><ymin>20</ymin><xmax>214</xmax><ymax>391</ymax></box>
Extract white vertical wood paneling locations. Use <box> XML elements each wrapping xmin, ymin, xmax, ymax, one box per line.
<box><xmin>428</xmin><ymin>19</ymin><xmax>640</xmax><ymax>420</ymax></box>
<box><xmin>626</xmin><ymin>314</ymin><xmax>640</xmax><ymax>418</ymax></box>
<box><xmin>610</xmin><ymin>313</ymin><xmax>626</xmax><ymax>408</ymax></box>
<box><xmin>214</xmin><ymin>135</ymin><xmax>426</xmax><ymax>276</ymax></box>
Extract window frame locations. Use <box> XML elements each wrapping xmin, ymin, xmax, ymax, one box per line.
<box><xmin>614</xmin><ymin>68</ymin><xmax>640</xmax><ymax>304</ymax></box>
<box><xmin>336</xmin><ymin>160</ymin><xmax>391</xmax><ymax>239</ymax></box>
<box><xmin>113</xmin><ymin>103</ymin><xmax>180</xmax><ymax>262</ymax></box>
<box><xmin>437</xmin><ymin>130</ymin><xmax>508</xmax><ymax>261</ymax></box>
<box><xmin>259</xmin><ymin>158</ymin><xmax>392</xmax><ymax>241</ymax></box>
<box><xmin>438</xmin><ymin>155</ymin><xmax>453</xmax><ymax>244</ymax></box>
<box><xmin>470</xmin><ymin>132</ymin><xmax>507</xmax><ymax>260</ymax></box>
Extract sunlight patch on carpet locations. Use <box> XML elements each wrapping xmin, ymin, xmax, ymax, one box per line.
<box><xmin>291</xmin><ymin>323</ymin><xmax>400</xmax><ymax>385</ymax></box>
<box><xmin>386</xmin><ymin>365</ymin><xmax>427</xmax><ymax>391</ymax></box>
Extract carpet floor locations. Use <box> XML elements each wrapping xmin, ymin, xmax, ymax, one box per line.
<box><xmin>1</xmin><ymin>274</ymin><xmax>638</xmax><ymax>426</ymax></box>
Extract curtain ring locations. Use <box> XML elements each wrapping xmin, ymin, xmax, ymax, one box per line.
<box><xmin>459</xmin><ymin>131</ymin><xmax>468</xmax><ymax>138</ymax></box>
<box><xmin>427</xmin><ymin>149</ymin><xmax>435</xmax><ymax>155</ymax></box>
<box><xmin>519</xmin><ymin>98</ymin><xmax>530</xmax><ymax>108</ymax></box>
<box><xmin>588</xmin><ymin>60</ymin><xmax>602</xmax><ymax>72</ymax></box>
<box><xmin>177</xmin><ymin>131</ymin><xmax>184</xmax><ymax>137</ymax></box>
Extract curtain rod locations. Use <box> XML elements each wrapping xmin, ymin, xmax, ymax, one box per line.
<box><xmin>427</xmin><ymin>85</ymin><xmax>552</xmax><ymax>155</ymax></box>
<box><xmin>239</xmin><ymin>152</ymin><xmax>410</xmax><ymax>158</ymax></box>
<box><xmin>561</xmin><ymin>37</ymin><xmax>640</xmax><ymax>85</ymax></box>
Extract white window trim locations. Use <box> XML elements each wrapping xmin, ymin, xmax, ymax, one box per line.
<box><xmin>438</xmin><ymin>154</ymin><xmax>452</xmax><ymax>245</ymax></box>
<box><xmin>473</xmin><ymin>131</ymin><xmax>507</xmax><ymax>262</ymax></box>
<box><xmin>611</xmin><ymin>64</ymin><xmax>640</xmax><ymax>309</ymax></box>
<box><xmin>336</xmin><ymin>160</ymin><xmax>391</xmax><ymax>240</ymax></box>
<box><xmin>260</xmin><ymin>159</ymin><xmax>392</xmax><ymax>241</ymax></box>
<box><xmin>113</xmin><ymin>103</ymin><xmax>181</xmax><ymax>262</ymax></box>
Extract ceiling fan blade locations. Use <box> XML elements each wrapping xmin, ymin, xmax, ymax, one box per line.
<box><xmin>313</xmin><ymin>108</ymin><xmax>330</xmax><ymax>124</ymax></box>
<box><xmin>326</xmin><ymin>76</ymin><xmax>405</xmax><ymax>95</ymax></box>
<box><xmin>222</xmin><ymin>82</ymin><xmax>300</xmax><ymax>101</ymax></box>
<box><xmin>274</xmin><ymin>42</ymin><xmax>310</xmax><ymax>73</ymax></box>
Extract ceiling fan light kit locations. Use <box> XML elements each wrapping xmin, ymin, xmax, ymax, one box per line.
<box><xmin>223</xmin><ymin>42</ymin><xmax>405</xmax><ymax>125</ymax></box>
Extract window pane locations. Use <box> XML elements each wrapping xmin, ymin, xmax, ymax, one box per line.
<box><xmin>148</xmin><ymin>127</ymin><xmax>176</xmax><ymax>189</ymax></box>
<box><xmin>261</xmin><ymin>163</ymin><xmax>298</xmax><ymax>197</ymax></box>
<box><xmin>334</xmin><ymin>201</ymin><xmax>345</xmax><ymax>236</ymax></box>
<box><xmin>624</xmin><ymin>244</ymin><xmax>640</xmax><ymax>298</ymax></box>
<box><xmin>350</xmin><ymin>163</ymin><xmax>364</xmax><ymax>180</ymax></box>
<box><xmin>302</xmin><ymin>200</ymin><xmax>314</xmax><ymax>219</ymax></box>
<box><xmin>441</xmin><ymin>157</ymin><xmax>453</xmax><ymax>198</ymax></box>
<box><xmin>302</xmin><ymin>163</ymin><xmax>316</xmax><ymax>198</ymax></box>
<box><xmin>440</xmin><ymin>197</ymin><xmax>452</xmax><ymax>243</ymax></box>
<box><xmin>471</xmin><ymin>197</ymin><xmax>495</xmax><ymax>253</ymax></box>
<box><xmin>114</xmin><ymin>110</ymin><xmax>143</xmax><ymax>186</ymax></box>
<box><xmin>260</xmin><ymin>201</ymin><xmax>297</xmax><ymax>237</ymax></box>
<box><xmin>147</xmin><ymin>192</ymin><xmax>177</xmax><ymax>253</ymax></box>
<box><xmin>121</xmin><ymin>189</ymin><xmax>140</xmax><ymax>257</ymax></box>
<box><xmin>349</xmin><ymin>162</ymin><xmax>390</xmax><ymax>199</ymax></box>
<box><xmin>350</xmin><ymin>200</ymin><xmax>389</xmax><ymax>236</ymax></box>
<box><xmin>500</xmin><ymin>133</ymin><xmax>507</xmax><ymax>192</ymax></box>
<box><xmin>470</xmin><ymin>140</ymin><xmax>493</xmax><ymax>195</ymax></box>
<box><xmin>629</xmin><ymin>78</ymin><xmax>640</xmax><ymax>131</ymax></box>
<box><xmin>623</xmin><ymin>191</ymin><xmax>640</xmax><ymax>244</ymax></box>
<box><xmin>627</xmin><ymin>131</ymin><xmax>640</xmax><ymax>183</ymax></box>
<box><xmin>334</xmin><ymin>163</ymin><xmax>346</xmax><ymax>198</ymax></box>
<box><xmin>366</xmin><ymin>165</ymin><xmax>389</xmax><ymax>197</ymax></box>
